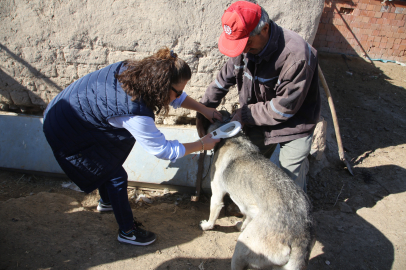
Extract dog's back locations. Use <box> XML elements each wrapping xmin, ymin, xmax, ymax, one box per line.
<box><xmin>217</xmin><ymin>135</ymin><xmax>313</xmax><ymax>269</ymax></box>
<box><xmin>202</xmin><ymin>119</ymin><xmax>314</xmax><ymax>269</ymax></box>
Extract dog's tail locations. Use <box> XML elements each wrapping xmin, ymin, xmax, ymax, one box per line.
<box><xmin>279</xmin><ymin>226</ymin><xmax>315</xmax><ymax>270</ymax></box>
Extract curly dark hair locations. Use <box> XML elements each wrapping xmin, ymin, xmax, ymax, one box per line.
<box><xmin>115</xmin><ymin>47</ymin><xmax>192</xmax><ymax>115</ymax></box>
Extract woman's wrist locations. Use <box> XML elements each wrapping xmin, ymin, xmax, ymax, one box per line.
<box><xmin>198</xmin><ymin>138</ymin><xmax>204</xmax><ymax>151</ymax></box>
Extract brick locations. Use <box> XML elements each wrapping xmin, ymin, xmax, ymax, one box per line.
<box><xmin>319</xmin><ymin>28</ymin><xmax>328</xmax><ymax>35</ymax></box>
<box><xmin>342</xmin><ymin>14</ymin><xmax>354</xmax><ymax>22</ymax></box>
<box><xmin>371</xmin><ymin>24</ymin><xmax>380</xmax><ymax>30</ymax></box>
<box><xmin>374</xmin><ymin>11</ymin><xmax>383</xmax><ymax>18</ymax></box>
<box><xmin>324</xmin><ymin>24</ymin><xmax>332</xmax><ymax>31</ymax></box>
<box><xmin>388</xmin><ymin>13</ymin><xmax>396</xmax><ymax>20</ymax></box>
<box><xmin>399</xmin><ymin>45</ymin><xmax>406</xmax><ymax>51</ymax></box>
<box><xmin>334</xmin><ymin>29</ymin><xmax>343</xmax><ymax>36</ymax></box>
<box><xmin>395</xmin><ymin>7</ymin><xmax>404</xmax><ymax>14</ymax></box>
<box><xmin>393</xmin><ymin>44</ymin><xmax>400</xmax><ymax>50</ymax></box>
<box><xmin>327</xmin><ymin>30</ymin><xmax>335</xmax><ymax>36</ymax></box>
<box><xmin>382</xmin><ymin>18</ymin><xmax>391</xmax><ymax>25</ymax></box>
<box><xmin>354</xmin><ymin>15</ymin><xmax>363</xmax><ymax>22</ymax></box>
<box><xmin>367</xmin><ymin>4</ymin><xmax>375</xmax><ymax>11</ymax></box>
<box><xmin>367</xmin><ymin>35</ymin><xmax>375</xmax><ymax>42</ymax></box>
<box><xmin>376</xmin><ymin>18</ymin><xmax>384</xmax><ymax>24</ymax></box>
<box><xmin>372</xmin><ymin>41</ymin><xmax>380</xmax><ymax>47</ymax></box>
<box><xmin>360</xmin><ymin>10</ymin><xmax>369</xmax><ymax>16</ymax></box>
<box><xmin>319</xmin><ymin>40</ymin><xmax>328</xmax><ymax>47</ymax></box>
<box><xmin>327</xmin><ymin>41</ymin><xmax>336</xmax><ymax>47</ymax></box>
<box><xmin>381</xmin><ymin>36</ymin><xmax>388</xmax><ymax>43</ymax></box>
<box><xmin>318</xmin><ymin>23</ymin><xmax>324</xmax><ymax>31</ymax></box>
<box><xmin>353</xmin><ymin>9</ymin><xmax>361</xmax><ymax>16</ymax></box>
<box><xmin>395</xmin><ymin>14</ymin><xmax>404</xmax><ymax>20</ymax></box>
<box><xmin>322</xmin><ymin>17</ymin><xmax>330</xmax><ymax>24</ymax></box>
<box><xmin>327</xmin><ymin>11</ymin><xmax>334</xmax><ymax>18</ymax></box>
<box><xmin>373</xmin><ymin>29</ymin><xmax>380</xmax><ymax>36</ymax></box>
<box><xmin>345</xmin><ymin>30</ymin><xmax>354</xmax><ymax>39</ymax></box>
<box><xmin>392</xmin><ymin>50</ymin><xmax>401</xmax><ymax>56</ymax></box>
<box><xmin>390</xmin><ymin>6</ymin><xmax>397</xmax><ymax>13</ymax></box>
<box><xmin>393</xmin><ymin>32</ymin><xmax>401</xmax><ymax>39</ymax></box>
<box><xmin>367</xmin><ymin>10</ymin><xmax>375</xmax><ymax>17</ymax></box>
<box><xmin>382</xmin><ymin>12</ymin><xmax>390</xmax><ymax>19</ymax></box>
<box><xmin>374</xmin><ymin>5</ymin><xmax>382</xmax><ymax>12</ymax></box>
<box><xmin>397</xmin><ymin>20</ymin><xmax>405</xmax><ymax>27</ymax></box>
<box><xmin>401</xmin><ymin>40</ymin><xmax>406</xmax><ymax>45</ymax></box>
<box><xmin>362</xmin><ymin>16</ymin><xmax>370</xmax><ymax>23</ymax></box>
<box><xmin>394</xmin><ymin>38</ymin><xmax>402</xmax><ymax>45</ymax></box>
<box><xmin>388</xmin><ymin>37</ymin><xmax>395</xmax><ymax>44</ymax></box>
<box><xmin>332</xmin><ymin>18</ymin><xmax>344</xmax><ymax>25</ymax></box>
<box><xmin>383</xmin><ymin>25</ymin><xmax>393</xmax><ymax>33</ymax></box>
<box><xmin>359</xmin><ymin>3</ymin><xmax>367</xmax><ymax>10</ymax></box>
<box><xmin>326</xmin><ymin>35</ymin><xmax>335</xmax><ymax>42</ymax></box>
<box><xmin>386</xmin><ymin>31</ymin><xmax>394</xmax><ymax>38</ymax></box>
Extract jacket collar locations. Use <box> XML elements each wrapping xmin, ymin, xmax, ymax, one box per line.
<box><xmin>246</xmin><ymin>20</ymin><xmax>280</xmax><ymax>64</ymax></box>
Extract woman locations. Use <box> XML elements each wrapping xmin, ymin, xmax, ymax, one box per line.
<box><xmin>43</xmin><ymin>48</ymin><xmax>221</xmax><ymax>246</ymax></box>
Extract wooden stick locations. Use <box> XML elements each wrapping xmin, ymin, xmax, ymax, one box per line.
<box><xmin>191</xmin><ymin>150</ymin><xmax>207</xmax><ymax>201</ymax></box>
<box><xmin>318</xmin><ymin>65</ymin><xmax>353</xmax><ymax>175</ymax></box>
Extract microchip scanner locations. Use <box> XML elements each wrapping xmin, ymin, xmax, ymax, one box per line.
<box><xmin>210</xmin><ymin>121</ymin><xmax>242</xmax><ymax>139</ymax></box>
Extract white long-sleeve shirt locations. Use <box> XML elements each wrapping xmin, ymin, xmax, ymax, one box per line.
<box><xmin>108</xmin><ymin>92</ymin><xmax>188</xmax><ymax>163</ymax></box>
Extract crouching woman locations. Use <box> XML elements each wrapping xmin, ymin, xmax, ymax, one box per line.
<box><xmin>43</xmin><ymin>47</ymin><xmax>221</xmax><ymax>246</ymax></box>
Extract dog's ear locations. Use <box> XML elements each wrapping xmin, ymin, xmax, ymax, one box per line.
<box><xmin>196</xmin><ymin>112</ymin><xmax>211</xmax><ymax>133</ymax></box>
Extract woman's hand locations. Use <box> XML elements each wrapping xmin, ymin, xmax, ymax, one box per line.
<box><xmin>201</xmin><ymin>107</ymin><xmax>222</xmax><ymax>123</ymax></box>
<box><xmin>200</xmin><ymin>133</ymin><xmax>221</xmax><ymax>151</ymax></box>
<box><xmin>183</xmin><ymin>133</ymin><xmax>220</xmax><ymax>155</ymax></box>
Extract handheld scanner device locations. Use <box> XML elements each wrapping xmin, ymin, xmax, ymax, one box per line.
<box><xmin>210</xmin><ymin>121</ymin><xmax>242</xmax><ymax>139</ymax></box>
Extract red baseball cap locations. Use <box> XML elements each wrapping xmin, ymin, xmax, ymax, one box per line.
<box><xmin>218</xmin><ymin>1</ymin><xmax>262</xmax><ymax>57</ymax></box>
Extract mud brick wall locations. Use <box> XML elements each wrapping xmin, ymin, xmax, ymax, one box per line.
<box><xmin>313</xmin><ymin>0</ymin><xmax>406</xmax><ymax>62</ymax></box>
<box><xmin>0</xmin><ymin>0</ymin><xmax>324</xmax><ymax>118</ymax></box>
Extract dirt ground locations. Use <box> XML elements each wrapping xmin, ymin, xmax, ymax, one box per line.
<box><xmin>1</xmin><ymin>52</ymin><xmax>406</xmax><ymax>270</ymax></box>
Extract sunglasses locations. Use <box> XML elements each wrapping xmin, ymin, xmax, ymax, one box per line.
<box><xmin>171</xmin><ymin>86</ymin><xmax>183</xmax><ymax>98</ymax></box>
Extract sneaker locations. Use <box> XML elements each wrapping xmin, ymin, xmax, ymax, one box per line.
<box><xmin>97</xmin><ymin>199</ymin><xmax>113</xmax><ymax>212</ymax></box>
<box><xmin>117</xmin><ymin>220</ymin><xmax>156</xmax><ymax>246</ymax></box>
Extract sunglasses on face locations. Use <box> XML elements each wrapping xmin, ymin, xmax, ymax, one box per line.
<box><xmin>171</xmin><ymin>86</ymin><xmax>183</xmax><ymax>98</ymax></box>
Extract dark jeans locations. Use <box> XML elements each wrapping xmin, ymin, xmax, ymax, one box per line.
<box><xmin>98</xmin><ymin>167</ymin><xmax>134</xmax><ymax>232</ymax></box>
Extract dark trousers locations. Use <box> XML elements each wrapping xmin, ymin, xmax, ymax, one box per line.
<box><xmin>98</xmin><ymin>167</ymin><xmax>134</xmax><ymax>232</ymax></box>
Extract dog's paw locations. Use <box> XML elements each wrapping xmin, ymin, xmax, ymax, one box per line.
<box><xmin>200</xmin><ymin>220</ymin><xmax>214</xmax><ymax>231</ymax></box>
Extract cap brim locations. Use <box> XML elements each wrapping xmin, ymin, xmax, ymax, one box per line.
<box><xmin>218</xmin><ymin>32</ymin><xmax>249</xmax><ymax>58</ymax></box>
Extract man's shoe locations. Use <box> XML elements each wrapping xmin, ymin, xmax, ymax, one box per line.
<box><xmin>117</xmin><ymin>220</ymin><xmax>156</xmax><ymax>246</ymax></box>
<box><xmin>97</xmin><ymin>200</ymin><xmax>113</xmax><ymax>212</ymax></box>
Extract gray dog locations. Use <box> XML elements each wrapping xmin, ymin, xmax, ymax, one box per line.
<box><xmin>200</xmin><ymin>112</ymin><xmax>315</xmax><ymax>270</ymax></box>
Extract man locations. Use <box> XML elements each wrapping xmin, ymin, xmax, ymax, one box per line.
<box><xmin>196</xmin><ymin>1</ymin><xmax>321</xmax><ymax>191</ymax></box>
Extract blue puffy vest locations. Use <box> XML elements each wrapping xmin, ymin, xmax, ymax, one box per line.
<box><xmin>43</xmin><ymin>62</ymin><xmax>155</xmax><ymax>193</ymax></box>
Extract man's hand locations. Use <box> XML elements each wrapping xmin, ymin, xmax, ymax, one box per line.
<box><xmin>230</xmin><ymin>108</ymin><xmax>244</xmax><ymax>128</ymax></box>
